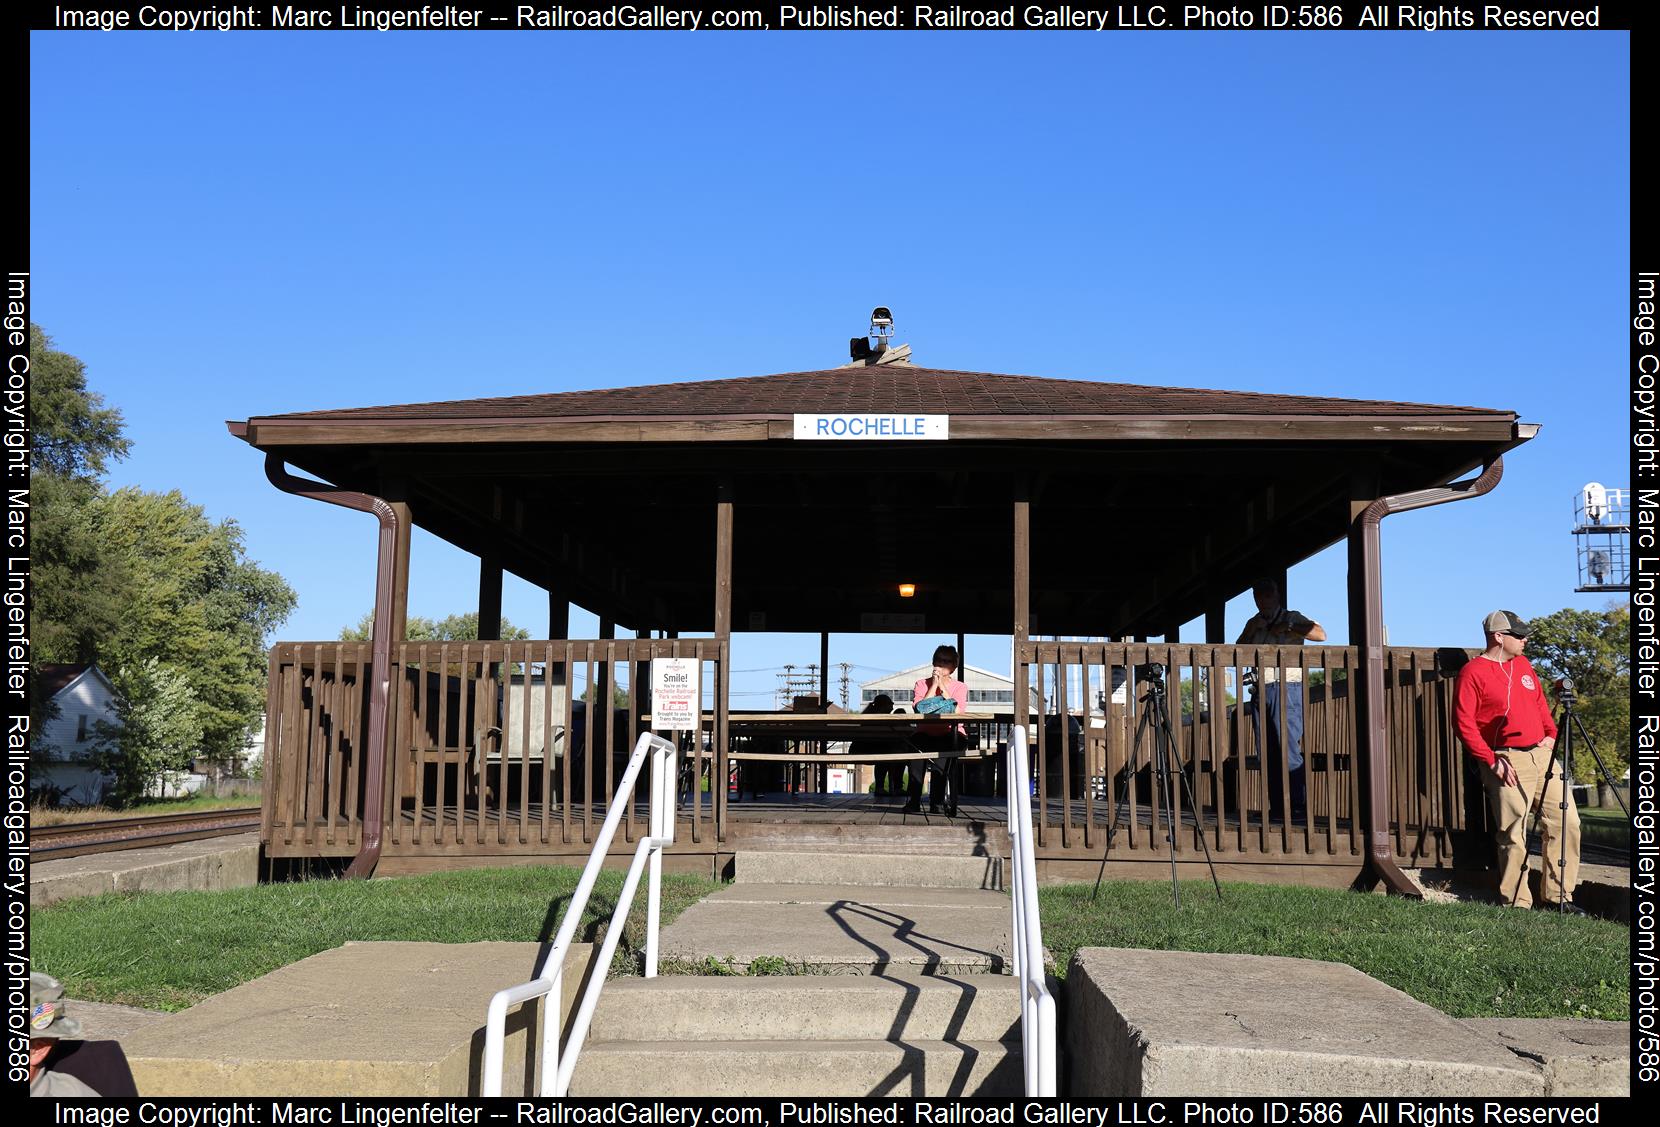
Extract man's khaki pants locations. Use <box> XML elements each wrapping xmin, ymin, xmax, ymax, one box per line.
<box><xmin>1482</xmin><ymin>744</ymin><xmax>1580</xmax><ymax>909</ymax></box>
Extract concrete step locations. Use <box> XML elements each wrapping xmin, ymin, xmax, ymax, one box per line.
<box><xmin>660</xmin><ymin>885</ymin><xmax>1011</xmax><ymax>973</ymax></box>
<box><xmin>567</xmin><ymin>1038</ymin><xmax>1022</xmax><ymax>1097</ymax></box>
<box><xmin>725</xmin><ymin>822</ymin><xmax>1011</xmax><ymax>857</ymax></box>
<box><xmin>589</xmin><ymin>973</ymin><xmax>1021</xmax><ymax>1044</ymax></box>
<box><xmin>735</xmin><ymin>850</ymin><xmax>1004</xmax><ymax>889</ymax></box>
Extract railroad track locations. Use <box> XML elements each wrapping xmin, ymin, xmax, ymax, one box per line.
<box><xmin>33</xmin><ymin>807</ymin><xmax>261</xmax><ymax>861</ymax></box>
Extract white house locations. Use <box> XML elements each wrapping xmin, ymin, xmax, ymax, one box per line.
<box><xmin>32</xmin><ymin>664</ymin><xmax>121</xmax><ymax>806</ymax></box>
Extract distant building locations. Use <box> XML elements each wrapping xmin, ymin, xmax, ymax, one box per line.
<box><xmin>32</xmin><ymin>664</ymin><xmax>120</xmax><ymax>806</ymax></box>
<box><xmin>858</xmin><ymin>663</ymin><xmax>1018</xmax><ymax>720</ymax></box>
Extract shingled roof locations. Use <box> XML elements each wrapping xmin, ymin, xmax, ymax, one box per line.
<box><xmin>253</xmin><ymin>367</ymin><xmax>1510</xmax><ymax>422</ymax></box>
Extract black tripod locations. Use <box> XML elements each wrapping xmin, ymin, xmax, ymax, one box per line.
<box><xmin>1508</xmin><ymin>676</ymin><xmax>1628</xmax><ymax>911</ymax></box>
<box><xmin>1094</xmin><ymin>664</ymin><xmax>1223</xmax><ymax>907</ymax></box>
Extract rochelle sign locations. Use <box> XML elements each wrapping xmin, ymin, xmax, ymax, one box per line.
<box><xmin>793</xmin><ymin>414</ymin><xmax>949</xmax><ymax>440</ymax></box>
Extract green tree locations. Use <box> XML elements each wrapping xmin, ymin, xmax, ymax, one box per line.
<box><xmin>340</xmin><ymin>612</ymin><xmax>531</xmax><ymax>644</ymax></box>
<box><xmin>29</xmin><ymin>325</ymin><xmax>130</xmax><ymax>480</ymax></box>
<box><xmin>92</xmin><ymin>659</ymin><xmax>204</xmax><ymax>805</ymax></box>
<box><xmin>97</xmin><ymin>488</ymin><xmax>296</xmax><ymax>769</ymax></box>
<box><xmin>1525</xmin><ymin>604</ymin><xmax>1629</xmax><ymax>782</ymax></box>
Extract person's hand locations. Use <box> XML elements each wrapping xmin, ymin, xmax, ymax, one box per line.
<box><xmin>1492</xmin><ymin>757</ymin><xmax>1518</xmax><ymax>787</ymax></box>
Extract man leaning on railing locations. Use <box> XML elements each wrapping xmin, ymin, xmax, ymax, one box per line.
<box><xmin>1236</xmin><ymin>578</ymin><xmax>1326</xmax><ymax>823</ymax></box>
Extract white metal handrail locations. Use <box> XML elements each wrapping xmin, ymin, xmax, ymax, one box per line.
<box><xmin>482</xmin><ymin>731</ymin><xmax>676</xmax><ymax>1097</ymax></box>
<box><xmin>1006</xmin><ymin>724</ymin><xmax>1057</xmax><ymax>1095</ymax></box>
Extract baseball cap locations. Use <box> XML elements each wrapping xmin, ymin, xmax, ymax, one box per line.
<box><xmin>1482</xmin><ymin>610</ymin><xmax>1529</xmax><ymax>638</ymax></box>
<box><xmin>29</xmin><ymin>973</ymin><xmax>83</xmax><ymax>1040</ymax></box>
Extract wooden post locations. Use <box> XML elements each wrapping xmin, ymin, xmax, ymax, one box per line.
<box><xmin>1013</xmin><ymin>478</ymin><xmax>1033</xmax><ymax>842</ymax></box>
<box><xmin>1347</xmin><ymin>470</ymin><xmax>1381</xmax><ymax>883</ymax></box>
<box><xmin>548</xmin><ymin>594</ymin><xmax>569</xmax><ymax>641</ymax></box>
<box><xmin>388</xmin><ymin>501</ymin><xmax>412</xmax><ymax>645</ymax></box>
<box><xmin>819</xmin><ymin>632</ymin><xmax>830</xmax><ymax>794</ymax></box>
<box><xmin>714</xmin><ymin>482</ymin><xmax>734</xmax><ymax>838</ymax></box>
<box><xmin>478</xmin><ymin>556</ymin><xmax>503</xmax><ymax>642</ymax></box>
<box><xmin>1205</xmin><ymin>599</ymin><xmax>1227</xmax><ymax>644</ymax></box>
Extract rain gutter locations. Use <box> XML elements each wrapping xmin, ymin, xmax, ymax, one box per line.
<box><xmin>262</xmin><ymin>454</ymin><xmax>399</xmax><ymax>880</ymax></box>
<box><xmin>1357</xmin><ymin>455</ymin><xmax>1507</xmax><ymax>896</ymax></box>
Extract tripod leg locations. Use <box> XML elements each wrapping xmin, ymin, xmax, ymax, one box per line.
<box><xmin>1145</xmin><ymin>695</ymin><xmax>1181</xmax><ymax>908</ymax></box>
<box><xmin>1164</xmin><ymin>710</ymin><xmax>1224</xmax><ymax>902</ymax></box>
<box><xmin>1094</xmin><ymin>703</ymin><xmax>1151</xmax><ymax>901</ymax></box>
<box><xmin>1570</xmin><ymin>708</ymin><xmax>1631</xmax><ymax>818</ymax></box>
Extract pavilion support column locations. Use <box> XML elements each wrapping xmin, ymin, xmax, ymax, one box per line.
<box><xmin>478</xmin><ymin>556</ymin><xmax>503</xmax><ymax>642</ymax></box>
<box><xmin>714</xmin><ymin>481</ymin><xmax>734</xmax><ymax>839</ymax></box>
<box><xmin>388</xmin><ymin>499</ymin><xmax>412</xmax><ymax>646</ymax></box>
<box><xmin>1205</xmin><ymin>600</ymin><xmax>1227</xmax><ymax>644</ymax></box>
<box><xmin>1013</xmin><ymin>478</ymin><xmax>1035</xmax><ymax>843</ymax></box>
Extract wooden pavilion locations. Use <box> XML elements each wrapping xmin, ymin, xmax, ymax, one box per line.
<box><xmin>230</xmin><ymin>365</ymin><xmax>1534</xmax><ymax>891</ymax></box>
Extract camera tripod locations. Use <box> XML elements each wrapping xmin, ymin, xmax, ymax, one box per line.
<box><xmin>1094</xmin><ymin>665</ymin><xmax>1223</xmax><ymax>907</ymax></box>
<box><xmin>1508</xmin><ymin>677</ymin><xmax>1628</xmax><ymax>912</ymax></box>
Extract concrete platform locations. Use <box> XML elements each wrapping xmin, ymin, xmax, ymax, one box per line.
<box><xmin>120</xmin><ymin>941</ymin><xmax>594</xmax><ymax>1096</ymax></box>
<box><xmin>734</xmin><ymin>850</ymin><xmax>1003</xmax><ymax>889</ymax></box>
<box><xmin>30</xmin><ymin>833</ymin><xmax>261</xmax><ymax>908</ymax></box>
<box><xmin>660</xmin><ymin>884</ymin><xmax>1012</xmax><ymax>973</ymax></box>
<box><xmin>1463</xmin><ymin>1018</ymin><xmax>1629</xmax><ymax>1096</ymax></box>
<box><xmin>1067</xmin><ymin>947</ymin><xmax>1547</xmax><ymax>1096</ymax></box>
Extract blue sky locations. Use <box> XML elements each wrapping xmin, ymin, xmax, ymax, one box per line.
<box><xmin>29</xmin><ymin>31</ymin><xmax>1630</xmax><ymax>708</ymax></box>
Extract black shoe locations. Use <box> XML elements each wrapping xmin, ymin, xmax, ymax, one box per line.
<box><xmin>902</xmin><ymin>800</ymin><xmax>921</xmax><ymax>814</ymax></box>
<box><xmin>1545</xmin><ymin>902</ymin><xmax>1588</xmax><ymax>916</ymax></box>
<box><xmin>927</xmin><ymin>804</ymin><xmax>940</xmax><ymax>815</ymax></box>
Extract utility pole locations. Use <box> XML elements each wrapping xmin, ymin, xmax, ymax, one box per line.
<box><xmin>837</xmin><ymin>662</ymin><xmax>853</xmax><ymax>709</ymax></box>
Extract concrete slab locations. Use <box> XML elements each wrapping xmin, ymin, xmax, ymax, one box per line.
<box><xmin>31</xmin><ymin>833</ymin><xmax>261</xmax><ymax>908</ymax></box>
<box><xmin>661</xmin><ymin>889</ymin><xmax>1010</xmax><ymax>973</ymax></box>
<box><xmin>121</xmin><ymin>941</ymin><xmax>595</xmax><ymax>1096</ymax></box>
<box><xmin>735</xmin><ymin>851</ymin><xmax>1004</xmax><ymax>889</ymax></box>
<box><xmin>65</xmin><ymin>998</ymin><xmax>171</xmax><ymax>1041</ymax></box>
<box><xmin>590</xmin><ymin>973</ymin><xmax>1021</xmax><ymax>1043</ymax></box>
<box><xmin>568</xmin><ymin>1038</ymin><xmax>1022</xmax><ymax>1097</ymax></box>
<box><xmin>1067</xmin><ymin>947</ymin><xmax>1546</xmax><ymax>1096</ymax></box>
<box><xmin>1463</xmin><ymin>1018</ymin><xmax>1629</xmax><ymax>1096</ymax></box>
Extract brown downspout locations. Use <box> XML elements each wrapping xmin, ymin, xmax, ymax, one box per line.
<box><xmin>263</xmin><ymin>454</ymin><xmax>400</xmax><ymax>880</ymax></box>
<box><xmin>1357</xmin><ymin>457</ymin><xmax>1504</xmax><ymax>896</ymax></box>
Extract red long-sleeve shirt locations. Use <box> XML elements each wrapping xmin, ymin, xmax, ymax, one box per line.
<box><xmin>1452</xmin><ymin>655</ymin><xmax>1557</xmax><ymax>767</ymax></box>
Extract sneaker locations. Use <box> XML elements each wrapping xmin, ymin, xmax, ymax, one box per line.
<box><xmin>927</xmin><ymin>804</ymin><xmax>940</xmax><ymax>815</ymax></box>
<box><xmin>901</xmin><ymin>800</ymin><xmax>921</xmax><ymax>814</ymax></box>
<box><xmin>1544</xmin><ymin>901</ymin><xmax>1588</xmax><ymax>916</ymax></box>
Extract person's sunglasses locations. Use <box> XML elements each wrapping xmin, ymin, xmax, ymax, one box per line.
<box><xmin>1497</xmin><ymin>631</ymin><xmax>1525</xmax><ymax>638</ymax></box>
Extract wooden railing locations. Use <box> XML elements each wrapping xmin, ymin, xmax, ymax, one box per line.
<box><xmin>264</xmin><ymin>642</ymin><xmax>371</xmax><ymax>855</ymax></box>
<box><xmin>262</xmin><ymin>638</ymin><xmax>728</xmax><ymax>856</ymax></box>
<box><xmin>1016</xmin><ymin>642</ymin><xmax>1477</xmax><ymax>863</ymax></box>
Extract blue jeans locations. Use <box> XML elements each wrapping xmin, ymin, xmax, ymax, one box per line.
<box><xmin>1259</xmin><ymin>682</ymin><xmax>1304</xmax><ymax>773</ymax></box>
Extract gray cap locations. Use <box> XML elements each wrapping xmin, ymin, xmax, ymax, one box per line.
<box><xmin>30</xmin><ymin>973</ymin><xmax>83</xmax><ymax>1040</ymax></box>
<box><xmin>1482</xmin><ymin>609</ymin><xmax>1529</xmax><ymax>638</ymax></box>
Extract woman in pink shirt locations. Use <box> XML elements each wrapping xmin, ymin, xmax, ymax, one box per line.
<box><xmin>906</xmin><ymin>644</ymin><xmax>969</xmax><ymax>814</ymax></box>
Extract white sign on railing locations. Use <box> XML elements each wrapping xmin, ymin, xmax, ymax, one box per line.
<box><xmin>651</xmin><ymin>658</ymin><xmax>700</xmax><ymax>730</ymax></box>
<box><xmin>793</xmin><ymin>414</ymin><xmax>949</xmax><ymax>440</ymax></box>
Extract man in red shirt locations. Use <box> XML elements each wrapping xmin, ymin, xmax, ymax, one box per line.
<box><xmin>1453</xmin><ymin>610</ymin><xmax>1582</xmax><ymax>912</ymax></box>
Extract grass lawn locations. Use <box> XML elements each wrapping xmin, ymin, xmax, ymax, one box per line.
<box><xmin>1579</xmin><ymin>805</ymin><xmax>1629</xmax><ymax>825</ymax></box>
<box><xmin>32</xmin><ymin>794</ymin><xmax>262</xmax><ymax>827</ymax></box>
<box><xmin>31</xmin><ymin>866</ymin><xmax>722</xmax><ymax>1011</ymax></box>
<box><xmin>1039</xmin><ymin>880</ymin><xmax>1628</xmax><ymax>1021</ymax></box>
